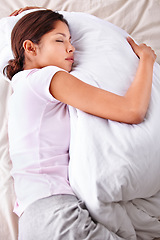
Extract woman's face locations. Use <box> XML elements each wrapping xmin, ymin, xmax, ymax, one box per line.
<box><xmin>35</xmin><ymin>20</ymin><xmax>75</xmax><ymax>72</ymax></box>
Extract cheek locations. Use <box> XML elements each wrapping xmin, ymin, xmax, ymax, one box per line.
<box><xmin>43</xmin><ymin>43</ymin><xmax>58</xmax><ymax>53</ymax></box>
<box><xmin>55</xmin><ymin>47</ymin><xmax>66</xmax><ymax>59</ymax></box>
<box><xmin>50</xmin><ymin>45</ymin><xmax>64</xmax><ymax>55</ymax></box>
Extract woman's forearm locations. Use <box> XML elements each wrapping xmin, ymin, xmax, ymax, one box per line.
<box><xmin>124</xmin><ymin>56</ymin><xmax>154</xmax><ymax>123</ymax></box>
<box><xmin>122</xmin><ymin>37</ymin><xmax>157</xmax><ymax>123</ymax></box>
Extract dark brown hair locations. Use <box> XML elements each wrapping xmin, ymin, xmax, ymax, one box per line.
<box><xmin>3</xmin><ymin>10</ymin><xmax>68</xmax><ymax>80</ymax></box>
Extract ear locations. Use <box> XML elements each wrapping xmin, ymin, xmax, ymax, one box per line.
<box><xmin>23</xmin><ymin>40</ymin><xmax>37</xmax><ymax>56</ymax></box>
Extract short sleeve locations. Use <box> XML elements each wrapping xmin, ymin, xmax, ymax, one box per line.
<box><xmin>27</xmin><ymin>66</ymin><xmax>66</xmax><ymax>102</ymax></box>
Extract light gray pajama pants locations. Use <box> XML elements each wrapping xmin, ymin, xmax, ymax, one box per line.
<box><xmin>18</xmin><ymin>195</ymin><xmax>123</xmax><ymax>240</ymax></box>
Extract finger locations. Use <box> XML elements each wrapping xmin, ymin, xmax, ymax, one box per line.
<box><xmin>127</xmin><ymin>36</ymin><xmax>140</xmax><ymax>53</ymax></box>
<box><xmin>10</xmin><ymin>8</ymin><xmax>24</xmax><ymax>16</ymax></box>
<box><xmin>9</xmin><ymin>10</ymin><xmax>19</xmax><ymax>16</ymax></box>
<box><xmin>17</xmin><ymin>8</ymin><xmax>23</xmax><ymax>14</ymax></box>
<box><xmin>18</xmin><ymin>6</ymin><xmax>32</xmax><ymax>12</ymax></box>
<box><xmin>127</xmin><ymin>36</ymin><xmax>138</xmax><ymax>48</ymax></box>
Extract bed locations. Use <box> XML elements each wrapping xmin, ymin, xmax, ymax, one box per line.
<box><xmin>0</xmin><ymin>0</ymin><xmax>160</xmax><ymax>239</ymax></box>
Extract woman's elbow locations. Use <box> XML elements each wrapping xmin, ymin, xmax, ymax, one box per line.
<box><xmin>128</xmin><ymin>108</ymin><xmax>146</xmax><ymax>124</ymax></box>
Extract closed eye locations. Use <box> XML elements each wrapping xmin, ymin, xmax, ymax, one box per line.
<box><xmin>56</xmin><ymin>40</ymin><xmax>64</xmax><ymax>43</ymax></box>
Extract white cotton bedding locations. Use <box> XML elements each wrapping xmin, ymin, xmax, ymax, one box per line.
<box><xmin>0</xmin><ymin>5</ymin><xmax>160</xmax><ymax>240</ymax></box>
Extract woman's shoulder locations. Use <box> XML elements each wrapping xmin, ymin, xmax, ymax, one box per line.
<box><xmin>25</xmin><ymin>66</ymin><xmax>67</xmax><ymax>102</ymax></box>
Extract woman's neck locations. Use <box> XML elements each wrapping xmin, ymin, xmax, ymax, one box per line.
<box><xmin>23</xmin><ymin>61</ymin><xmax>40</xmax><ymax>70</ymax></box>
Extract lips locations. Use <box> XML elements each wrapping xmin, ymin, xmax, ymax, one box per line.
<box><xmin>65</xmin><ymin>57</ymin><xmax>74</xmax><ymax>63</ymax></box>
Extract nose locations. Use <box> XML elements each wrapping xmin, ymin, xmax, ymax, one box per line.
<box><xmin>67</xmin><ymin>42</ymin><xmax>75</xmax><ymax>53</ymax></box>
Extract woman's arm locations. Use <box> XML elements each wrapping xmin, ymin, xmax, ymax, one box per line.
<box><xmin>50</xmin><ymin>37</ymin><xmax>157</xmax><ymax>124</ymax></box>
<box><xmin>9</xmin><ymin>7</ymin><xmax>156</xmax><ymax>124</ymax></box>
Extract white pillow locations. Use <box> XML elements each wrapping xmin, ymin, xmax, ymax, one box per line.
<box><xmin>1</xmin><ymin>10</ymin><xmax>160</xmax><ymax>239</ymax></box>
<box><xmin>62</xmin><ymin>11</ymin><xmax>160</xmax><ymax>238</ymax></box>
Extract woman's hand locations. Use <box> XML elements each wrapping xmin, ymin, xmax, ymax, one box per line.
<box><xmin>127</xmin><ymin>36</ymin><xmax>157</xmax><ymax>64</ymax></box>
<box><xmin>10</xmin><ymin>6</ymin><xmax>44</xmax><ymax>16</ymax></box>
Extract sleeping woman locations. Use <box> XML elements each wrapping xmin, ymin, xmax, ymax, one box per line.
<box><xmin>4</xmin><ymin>7</ymin><xmax>156</xmax><ymax>240</ymax></box>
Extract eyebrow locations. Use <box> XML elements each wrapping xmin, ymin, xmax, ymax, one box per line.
<box><xmin>55</xmin><ymin>33</ymin><xmax>71</xmax><ymax>39</ymax></box>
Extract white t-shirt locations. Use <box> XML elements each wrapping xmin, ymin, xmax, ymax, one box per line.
<box><xmin>8</xmin><ymin>66</ymin><xmax>75</xmax><ymax>217</ymax></box>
